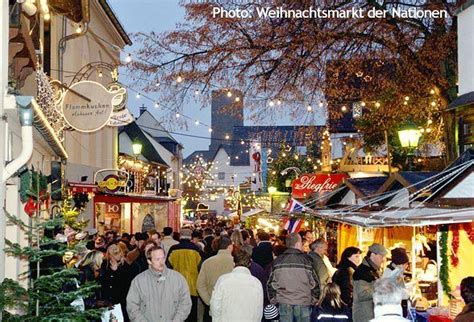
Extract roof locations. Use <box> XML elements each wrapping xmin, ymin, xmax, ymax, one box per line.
<box><xmin>186</xmin><ymin>125</ymin><xmax>323</xmax><ymax>166</ymax></box>
<box><xmin>184</xmin><ymin>150</ymin><xmax>215</xmax><ymax>164</ymax></box>
<box><xmin>447</xmin><ymin>91</ymin><xmax>474</xmax><ymax>111</ymax></box>
<box><xmin>346</xmin><ymin>176</ymin><xmax>387</xmax><ymax>198</ymax></box>
<box><xmin>98</xmin><ymin>0</ymin><xmax>132</xmax><ymax>46</ymax></box>
<box><xmin>428</xmin><ymin>149</ymin><xmax>474</xmax><ymax>205</ymax></box>
<box><xmin>376</xmin><ymin>171</ymin><xmax>438</xmax><ymax>195</ymax></box>
<box><xmin>398</xmin><ymin>172</ymin><xmax>439</xmax><ymax>190</ymax></box>
<box><xmin>229</xmin><ymin>125</ymin><xmax>324</xmax><ymax>166</ymax></box>
<box><xmin>457</xmin><ymin>0</ymin><xmax>474</xmax><ymax>14</ymax></box>
<box><xmin>119</xmin><ymin>122</ymin><xmax>168</xmax><ymax>166</ymax></box>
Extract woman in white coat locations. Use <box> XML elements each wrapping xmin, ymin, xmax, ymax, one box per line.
<box><xmin>210</xmin><ymin>250</ymin><xmax>263</xmax><ymax>322</ymax></box>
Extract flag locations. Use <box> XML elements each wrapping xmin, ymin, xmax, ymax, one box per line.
<box><xmin>285</xmin><ymin>198</ymin><xmax>308</xmax><ymax>213</ymax></box>
<box><xmin>283</xmin><ymin>217</ymin><xmax>304</xmax><ymax>233</ymax></box>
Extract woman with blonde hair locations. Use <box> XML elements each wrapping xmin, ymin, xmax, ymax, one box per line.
<box><xmin>312</xmin><ymin>283</ymin><xmax>350</xmax><ymax>322</ymax></box>
<box><xmin>98</xmin><ymin>243</ymin><xmax>134</xmax><ymax>321</ymax></box>
<box><xmin>230</xmin><ymin>230</ymin><xmax>243</xmax><ymax>255</ymax></box>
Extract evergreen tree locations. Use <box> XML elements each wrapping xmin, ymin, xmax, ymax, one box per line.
<box><xmin>0</xmin><ymin>181</ymin><xmax>103</xmax><ymax>321</ymax></box>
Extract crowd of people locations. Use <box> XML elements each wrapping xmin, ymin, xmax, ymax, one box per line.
<box><xmin>63</xmin><ymin>225</ymin><xmax>474</xmax><ymax>322</ymax></box>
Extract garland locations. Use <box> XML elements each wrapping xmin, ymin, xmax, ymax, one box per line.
<box><xmin>439</xmin><ymin>228</ymin><xmax>451</xmax><ymax>297</ymax></box>
<box><xmin>450</xmin><ymin>224</ymin><xmax>460</xmax><ymax>267</ymax></box>
<box><xmin>463</xmin><ymin>223</ymin><xmax>474</xmax><ymax>243</ymax></box>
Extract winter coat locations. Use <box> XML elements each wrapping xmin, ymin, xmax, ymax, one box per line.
<box><xmin>166</xmin><ymin>239</ymin><xmax>202</xmax><ymax>296</ymax></box>
<box><xmin>161</xmin><ymin>235</ymin><xmax>179</xmax><ymax>256</ymax></box>
<box><xmin>126</xmin><ymin>267</ymin><xmax>192</xmax><ymax>322</ymax></box>
<box><xmin>210</xmin><ymin>266</ymin><xmax>263</xmax><ymax>322</ymax></box>
<box><xmin>352</xmin><ymin>257</ymin><xmax>382</xmax><ymax>322</ymax></box>
<box><xmin>454</xmin><ymin>303</ymin><xmax>474</xmax><ymax>322</ymax></box>
<box><xmin>267</xmin><ymin>248</ymin><xmax>320</xmax><ymax>306</ymax></box>
<box><xmin>370</xmin><ymin>304</ymin><xmax>410</xmax><ymax>322</ymax></box>
<box><xmin>250</xmin><ymin>260</ymin><xmax>272</xmax><ymax>306</ymax></box>
<box><xmin>202</xmin><ymin>235</ymin><xmax>216</xmax><ymax>260</ymax></box>
<box><xmin>196</xmin><ymin>249</ymin><xmax>234</xmax><ymax>305</ymax></box>
<box><xmin>98</xmin><ymin>261</ymin><xmax>135</xmax><ymax>321</ymax></box>
<box><xmin>308</xmin><ymin>252</ymin><xmax>331</xmax><ymax>294</ymax></box>
<box><xmin>382</xmin><ymin>263</ymin><xmax>409</xmax><ymax>317</ymax></box>
<box><xmin>311</xmin><ymin>300</ymin><xmax>351</xmax><ymax>322</ymax></box>
<box><xmin>332</xmin><ymin>259</ymin><xmax>358</xmax><ymax>307</ymax></box>
<box><xmin>252</xmin><ymin>241</ymin><xmax>274</xmax><ymax>268</ymax></box>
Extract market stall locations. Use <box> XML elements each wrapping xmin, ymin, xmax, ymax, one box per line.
<box><xmin>292</xmin><ymin>151</ymin><xmax>474</xmax><ymax>320</ymax></box>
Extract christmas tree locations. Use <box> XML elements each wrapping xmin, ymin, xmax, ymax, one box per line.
<box><xmin>0</xmin><ymin>172</ymin><xmax>103</xmax><ymax>321</ymax></box>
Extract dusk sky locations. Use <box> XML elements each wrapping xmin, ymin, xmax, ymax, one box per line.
<box><xmin>109</xmin><ymin>0</ymin><xmax>326</xmax><ymax>157</ymax></box>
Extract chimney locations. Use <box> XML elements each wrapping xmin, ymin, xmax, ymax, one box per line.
<box><xmin>139</xmin><ymin>104</ymin><xmax>147</xmax><ymax>116</ymax></box>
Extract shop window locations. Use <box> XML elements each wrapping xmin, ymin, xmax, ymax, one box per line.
<box><xmin>141</xmin><ymin>214</ymin><xmax>155</xmax><ymax>233</ymax></box>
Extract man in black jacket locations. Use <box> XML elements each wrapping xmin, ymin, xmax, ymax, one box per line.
<box><xmin>252</xmin><ymin>231</ymin><xmax>274</xmax><ymax>268</ymax></box>
<box><xmin>352</xmin><ymin>243</ymin><xmax>387</xmax><ymax>322</ymax></box>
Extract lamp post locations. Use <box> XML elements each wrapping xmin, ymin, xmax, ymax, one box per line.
<box><xmin>132</xmin><ymin>141</ymin><xmax>142</xmax><ymax>158</ymax></box>
<box><xmin>268</xmin><ymin>186</ymin><xmax>277</xmax><ymax>215</ymax></box>
<box><xmin>398</xmin><ymin>121</ymin><xmax>421</xmax><ymax>171</ymax></box>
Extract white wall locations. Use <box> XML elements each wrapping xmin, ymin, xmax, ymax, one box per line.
<box><xmin>4</xmin><ymin>112</ymin><xmax>58</xmax><ymax>282</ymax></box>
<box><xmin>208</xmin><ymin>147</ymin><xmax>250</xmax><ymax>187</ymax></box>
<box><xmin>202</xmin><ymin>147</ymin><xmax>251</xmax><ymax>214</ymax></box>
<box><xmin>458</xmin><ymin>5</ymin><xmax>474</xmax><ymax>95</ymax></box>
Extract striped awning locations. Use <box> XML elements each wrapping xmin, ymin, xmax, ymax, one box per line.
<box><xmin>68</xmin><ymin>182</ymin><xmax>98</xmax><ymax>193</ymax></box>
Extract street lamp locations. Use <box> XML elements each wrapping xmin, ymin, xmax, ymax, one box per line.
<box><xmin>268</xmin><ymin>186</ymin><xmax>277</xmax><ymax>215</ymax></box>
<box><xmin>398</xmin><ymin>120</ymin><xmax>421</xmax><ymax>171</ymax></box>
<box><xmin>132</xmin><ymin>141</ymin><xmax>142</xmax><ymax>158</ymax></box>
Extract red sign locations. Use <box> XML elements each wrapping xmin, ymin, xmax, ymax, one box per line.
<box><xmin>291</xmin><ymin>173</ymin><xmax>348</xmax><ymax>199</ymax></box>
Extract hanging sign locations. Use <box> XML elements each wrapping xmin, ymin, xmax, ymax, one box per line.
<box><xmin>98</xmin><ymin>174</ymin><xmax>127</xmax><ymax>194</ymax></box>
<box><xmin>107</xmin><ymin>82</ymin><xmax>133</xmax><ymax>127</ymax></box>
<box><xmin>291</xmin><ymin>173</ymin><xmax>348</xmax><ymax>199</ymax></box>
<box><xmin>61</xmin><ymin>81</ymin><xmax>120</xmax><ymax>132</ymax></box>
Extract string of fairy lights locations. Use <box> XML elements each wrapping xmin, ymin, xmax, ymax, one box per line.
<box><xmin>52</xmin><ymin>17</ymin><xmax>443</xmax><ymax>145</ymax></box>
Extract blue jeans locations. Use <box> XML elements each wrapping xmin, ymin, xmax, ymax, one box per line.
<box><xmin>279</xmin><ymin>303</ymin><xmax>311</xmax><ymax>322</ymax></box>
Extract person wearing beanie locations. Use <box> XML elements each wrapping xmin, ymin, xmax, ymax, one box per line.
<box><xmin>167</xmin><ymin>228</ymin><xmax>202</xmax><ymax>322</ymax></box>
<box><xmin>382</xmin><ymin>247</ymin><xmax>410</xmax><ymax>318</ymax></box>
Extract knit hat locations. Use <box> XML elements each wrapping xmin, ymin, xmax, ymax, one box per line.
<box><xmin>391</xmin><ymin>247</ymin><xmax>409</xmax><ymax>265</ymax></box>
<box><xmin>368</xmin><ymin>243</ymin><xmax>388</xmax><ymax>256</ymax></box>
<box><xmin>263</xmin><ymin>304</ymin><xmax>279</xmax><ymax>320</ymax></box>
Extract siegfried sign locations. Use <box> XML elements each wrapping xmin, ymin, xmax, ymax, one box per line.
<box><xmin>61</xmin><ymin>81</ymin><xmax>120</xmax><ymax>132</ymax></box>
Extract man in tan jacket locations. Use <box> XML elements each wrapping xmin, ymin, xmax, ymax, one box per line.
<box><xmin>197</xmin><ymin>236</ymin><xmax>234</xmax><ymax>322</ymax></box>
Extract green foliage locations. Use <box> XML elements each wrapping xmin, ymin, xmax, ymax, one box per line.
<box><xmin>20</xmin><ymin>170</ymin><xmax>48</xmax><ymax>203</ymax></box>
<box><xmin>439</xmin><ymin>227</ymin><xmax>451</xmax><ymax>297</ymax></box>
<box><xmin>266</xmin><ymin>142</ymin><xmax>320</xmax><ymax>192</ymax></box>
<box><xmin>0</xmin><ymin>199</ymin><xmax>103</xmax><ymax>321</ymax></box>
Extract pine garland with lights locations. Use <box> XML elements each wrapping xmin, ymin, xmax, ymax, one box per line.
<box><xmin>439</xmin><ymin>228</ymin><xmax>451</xmax><ymax>297</ymax></box>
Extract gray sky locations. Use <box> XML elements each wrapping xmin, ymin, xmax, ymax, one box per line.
<box><xmin>109</xmin><ymin>0</ymin><xmax>326</xmax><ymax>157</ymax></box>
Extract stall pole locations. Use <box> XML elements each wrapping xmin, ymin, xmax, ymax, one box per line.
<box><xmin>411</xmin><ymin>226</ymin><xmax>417</xmax><ymax>282</ymax></box>
<box><xmin>436</xmin><ymin>230</ymin><xmax>443</xmax><ymax>305</ymax></box>
<box><xmin>130</xmin><ymin>202</ymin><xmax>134</xmax><ymax>234</ymax></box>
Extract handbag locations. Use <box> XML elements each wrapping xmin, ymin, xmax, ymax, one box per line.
<box><xmin>101</xmin><ymin>303</ymin><xmax>124</xmax><ymax>322</ymax></box>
